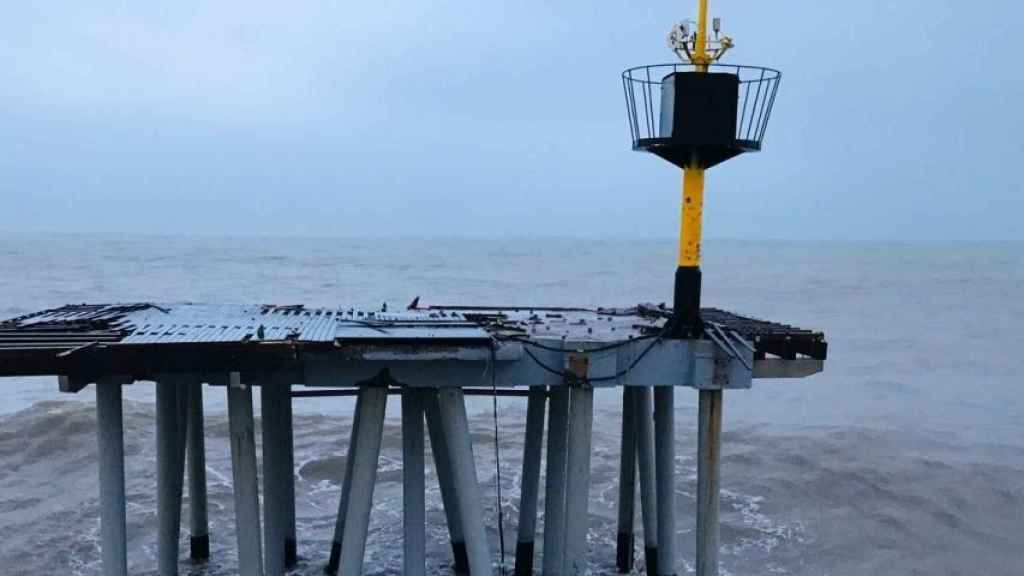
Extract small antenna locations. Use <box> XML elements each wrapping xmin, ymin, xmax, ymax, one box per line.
<box><xmin>668</xmin><ymin>11</ymin><xmax>733</xmax><ymax>66</ymax></box>
<box><xmin>667</xmin><ymin>21</ymin><xmax>693</xmax><ymax>62</ymax></box>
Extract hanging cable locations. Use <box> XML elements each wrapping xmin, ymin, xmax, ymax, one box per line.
<box><xmin>519</xmin><ymin>326</ymin><xmax>669</xmax><ymax>384</ymax></box>
<box><xmin>497</xmin><ymin>331</ymin><xmax>661</xmax><ymax>353</ymax></box>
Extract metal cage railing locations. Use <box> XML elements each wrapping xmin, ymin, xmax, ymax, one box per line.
<box><xmin>621</xmin><ymin>63</ymin><xmax>781</xmax><ymax>151</ymax></box>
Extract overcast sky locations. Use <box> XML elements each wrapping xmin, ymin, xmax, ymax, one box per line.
<box><xmin>1</xmin><ymin>1</ymin><xmax>1021</xmax><ymax>241</ymax></box>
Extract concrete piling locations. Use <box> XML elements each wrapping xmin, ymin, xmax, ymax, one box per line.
<box><xmin>281</xmin><ymin>384</ymin><xmax>298</xmax><ymax>567</ymax></box>
<box><xmin>337</xmin><ymin>385</ymin><xmax>388</xmax><ymax>576</ymax></box>
<box><xmin>696</xmin><ymin>390</ymin><xmax>723</xmax><ymax>576</ymax></box>
<box><xmin>402</xmin><ymin>388</ymin><xmax>427</xmax><ymax>576</ymax></box>
<box><xmin>635</xmin><ymin>387</ymin><xmax>658</xmax><ymax>575</ymax></box>
<box><xmin>96</xmin><ymin>381</ymin><xmax>127</xmax><ymax>576</ymax></box>
<box><xmin>562</xmin><ymin>386</ymin><xmax>594</xmax><ymax>576</ymax></box>
<box><xmin>425</xmin><ymin>392</ymin><xmax>469</xmax><ymax>574</ymax></box>
<box><xmin>186</xmin><ymin>382</ymin><xmax>210</xmax><ymax>562</ymax></box>
<box><xmin>261</xmin><ymin>382</ymin><xmax>290</xmax><ymax>576</ymax></box>
<box><xmin>227</xmin><ymin>373</ymin><xmax>264</xmax><ymax>576</ymax></box>
<box><xmin>437</xmin><ymin>388</ymin><xmax>493</xmax><ymax>576</ymax></box>
<box><xmin>176</xmin><ymin>384</ymin><xmax>189</xmax><ymax>478</ymax></box>
<box><xmin>92</xmin><ymin>355</ymin><xmax>720</xmax><ymax>576</ymax></box>
<box><xmin>616</xmin><ymin>387</ymin><xmax>637</xmax><ymax>573</ymax></box>
<box><xmin>326</xmin><ymin>391</ymin><xmax>363</xmax><ymax>575</ymax></box>
<box><xmin>514</xmin><ymin>387</ymin><xmax>547</xmax><ymax>576</ymax></box>
<box><xmin>653</xmin><ymin>387</ymin><xmax>675</xmax><ymax>576</ymax></box>
<box><xmin>90</xmin><ymin>377</ymin><xmax>717</xmax><ymax>576</ymax></box>
<box><xmin>542</xmin><ymin>387</ymin><xmax>571</xmax><ymax>576</ymax></box>
<box><xmin>146</xmin><ymin>378</ymin><xmax>698</xmax><ymax>576</ymax></box>
<box><xmin>157</xmin><ymin>380</ymin><xmax>185</xmax><ymax>576</ymax></box>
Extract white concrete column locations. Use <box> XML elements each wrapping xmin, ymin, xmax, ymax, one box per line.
<box><xmin>186</xmin><ymin>382</ymin><xmax>209</xmax><ymax>562</ymax></box>
<box><xmin>281</xmin><ymin>384</ymin><xmax>297</xmax><ymax>567</ymax></box>
<box><xmin>653</xmin><ymin>387</ymin><xmax>675</xmax><ymax>576</ymax></box>
<box><xmin>514</xmin><ymin>387</ymin><xmax>546</xmax><ymax>576</ymax></box>
<box><xmin>696</xmin><ymin>389</ymin><xmax>723</xmax><ymax>576</ymax></box>
<box><xmin>616</xmin><ymin>387</ymin><xmax>637</xmax><ymax>573</ymax></box>
<box><xmin>402</xmin><ymin>388</ymin><xmax>427</xmax><ymax>576</ymax></box>
<box><xmin>157</xmin><ymin>380</ymin><xmax>185</xmax><ymax>576</ymax></box>
<box><xmin>96</xmin><ymin>381</ymin><xmax>127</xmax><ymax>576</ymax></box>
<box><xmin>227</xmin><ymin>373</ymin><xmax>264</xmax><ymax>576</ymax></box>
<box><xmin>425</xmin><ymin>391</ymin><xmax>468</xmax><ymax>574</ymax></box>
<box><xmin>562</xmin><ymin>386</ymin><xmax>594</xmax><ymax>576</ymax></box>
<box><xmin>437</xmin><ymin>388</ymin><xmax>493</xmax><ymax>576</ymax></box>
<box><xmin>326</xmin><ymin>390</ymin><xmax>363</xmax><ymax>575</ymax></box>
<box><xmin>337</xmin><ymin>386</ymin><xmax>388</xmax><ymax>576</ymax></box>
<box><xmin>261</xmin><ymin>382</ymin><xmax>289</xmax><ymax>576</ymax></box>
<box><xmin>542</xmin><ymin>387</ymin><xmax>570</xmax><ymax>576</ymax></box>
<box><xmin>635</xmin><ymin>387</ymin><xmax>658</xmax><ymax>575</ymax></box>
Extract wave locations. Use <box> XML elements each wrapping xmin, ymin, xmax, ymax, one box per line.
<box><xmin>0</xmin><ymin>401</ymin><xmax>1021</xmax><ymax>575</ymax></box>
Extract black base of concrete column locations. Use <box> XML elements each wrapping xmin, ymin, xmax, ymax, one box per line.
<box><xmin>514</xmin><ymin>540</ymin><xmax>534</xmax><ymax>576</ymax></box>
<box><xmin>672</xmin><ymin>265</ymin><xmax>703</xmax><ymax>338</ymax></box>
<box><xmin>616</xmin><ymin>531</ymin><xmax>635</xmax><ymax>573</ymax></box>
<box><xmin>325</xmin><ymin>541</ymin><xmax>341</xmax><ymax>575</ymax></box>
<box><xmin>285</xmin><ymin>538</ymin><xmax>298</xmax><ymax>568</ymax></box>
<box><xmin>190</xmin><ymin>534</ymin><xmax>210</xmax><ymax>562</ymax></box>
<box><xmin>645</xmin><ymin>545</ymin><xmax>658</xmax><ymax>576</ymax></box>
<box><xmin>451</xmin><ymin>540</ymin><xmax>469</xmax><ymax>575</ymax></box>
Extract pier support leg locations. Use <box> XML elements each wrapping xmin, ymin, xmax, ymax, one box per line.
<box><xmin>338</xmin><ymin>386</ymin><xmax>388</xmax><ymax>576</ymax></box>
<box><xmin>562</xmin><ymin>386</ymin><xmax>594</xmax><ymax>576</ymax></box>
<box><xmin>635</xmin><ymin>387</ymin><xmax>658</xmax><ymax>575</ymax></box>
<box><xmin>403</xmin><ymin>388</ymin><xmax>427</xmax><ymax>576</ymax></box>
<box><xmin>261</xmin><ymin>382</ymin><xmax>290</xmax><ymax>576</ymax></box>
<box><xmin>616</xmin><ymin>387</ymin><xmax>637</xmax><ymax>573</ymax></box>
<box><xmin>514</xmin><ymin>387</ymin><xmax>546</xmax><ymax>576</ymax></box>
<box><xmin>437</xmin><ymin>388</ymin><xmax>493</xmax><ymax>576</ymax></box>
<box><xmin>282</xmin><ymin>385</ymin><xmax>298</xmax><ymax>568</ymax></box>
<box><xmin>227</xmin><ymin>374</ymin><xmax>264</xmax><ymax>576</ymax></box>
<box><xmin>654</xmin><ymin>387</ymin><xmax>675</xmax><ymax>576</ymax></box>
<box><xmin>157</xmin><ymin>380</ymin><xmax>186</xmax><ymax>576</ymax></box>
<box><xmin>186</xmin><ymin>382</ymin><xmax>210</xmax><ymax>563</ymax></box>
<box><xmin>425</xmin><ymin>393</ymin><xmax>468</xmax><ymax>574</ymax></box>
<box><xmin>542</xmin><ymin>387</ymin><xmax>570</xmax><ymax>576</ymax></box>
<box><xmin>696</xmin><ymin>390</ymin><xmax>723</xmax><ymax>576</ymax></box>
<box><xmin>96</xmin><ymin>381</ymin><xmax>127</xmax><ymax>576</ymax></box>
<box><xmin>326</xmin><ymin>392</ymin><xmax>363</xmax><ymax>575</ymax></box>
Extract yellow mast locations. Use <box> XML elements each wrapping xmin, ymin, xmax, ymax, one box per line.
<box><xmin>678</xmin><ymin>0</ymin><xmax>710</xmax><ymax>269</ymax></box>
<box><xmin>679</xmin><ymin>167</ymin><xmax>704</xmax><ymax>267</ymax></box>
<box><xmin>695</xmin><ymin>0</ymin><xmax>710</xmax><ymax>71</ymax></box>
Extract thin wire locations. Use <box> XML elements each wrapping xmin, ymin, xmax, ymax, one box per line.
<box><xmin>489</xmin><ymin>345</ymin><xmax>507</xmax><ymax>573</ymax></box>
<box><xmin>519</xmin><ymin>328</ymin><xmax>668</xmax><ymax>384</ymax></box>
<box><xmin>498</xmin><ymin>332</ymin><xmax>660</xmax><ymax>354</ymax></box>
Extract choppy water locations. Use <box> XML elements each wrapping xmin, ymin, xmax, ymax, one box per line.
<box><xmin>0</xmin><ymin>234</ymin><xmax>1022</xmax><ymax>575</ymax></box>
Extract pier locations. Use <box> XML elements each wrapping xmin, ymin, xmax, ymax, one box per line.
<box><xmin>0</xmin><ymin>301</ymin><xmax>825</xmax><ymax>575</ymax></box>
<box><xmin>0</xmin><ymin>6</ymin><xmax>817</xmax><ymax>572</ymax></box>
<box><xmin>0</xmin><ymin>6</ymin><xmax>818</xmax><ymax>571</ymax></box>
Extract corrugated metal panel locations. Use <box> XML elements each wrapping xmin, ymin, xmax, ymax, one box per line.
<box><xmin>0</xmin><ymin>304</ymin><xmax>143</xmax><ymax>351</ymax></box>
<box><xmin>0</xmin><ymin>302</ymin><xmax>825</xmax><ymax>358</ymax></box>
<box><xmin>5</xmin><ymin>302</ymin><xmax>494</xmax><ymax>345</ymax></box>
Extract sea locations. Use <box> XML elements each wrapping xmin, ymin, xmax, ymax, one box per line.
<box><xmin>0</xmin><ymin>233</ymin><xmax>1021</xmax><ymax>576</ymax></box>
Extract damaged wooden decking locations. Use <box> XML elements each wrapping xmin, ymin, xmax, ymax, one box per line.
<box><xmin>0</xmin><ymin>302</ymin><xmax>827</xmax><ymax>576</ymax></box>
<box><xmin>0</xmin><ymin>302</ymin><xmax>825</xmax><ymax>384</ymax></box>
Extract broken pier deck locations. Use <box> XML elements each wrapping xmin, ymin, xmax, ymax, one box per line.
<box><xmin>0</xmin><ymin>302</ymin><xmax>826</xmax><ymax>576</ymax></box>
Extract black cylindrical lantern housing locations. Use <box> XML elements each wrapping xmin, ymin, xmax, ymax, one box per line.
<box><xmin>661</xmin><ymin>72</ymin><xmax>738</xmax><ymax>147</ymax></box>
<box><xmin>656</xmin><ymin>72</ymin><xmax>741</xmax><ymax>169</ymax></box>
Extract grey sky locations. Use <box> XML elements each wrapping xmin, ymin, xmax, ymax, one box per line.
<box><xmin>1</xmin><ymin>1</ymin><xmax>1021</xmax><ymax>241</ymax></box>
